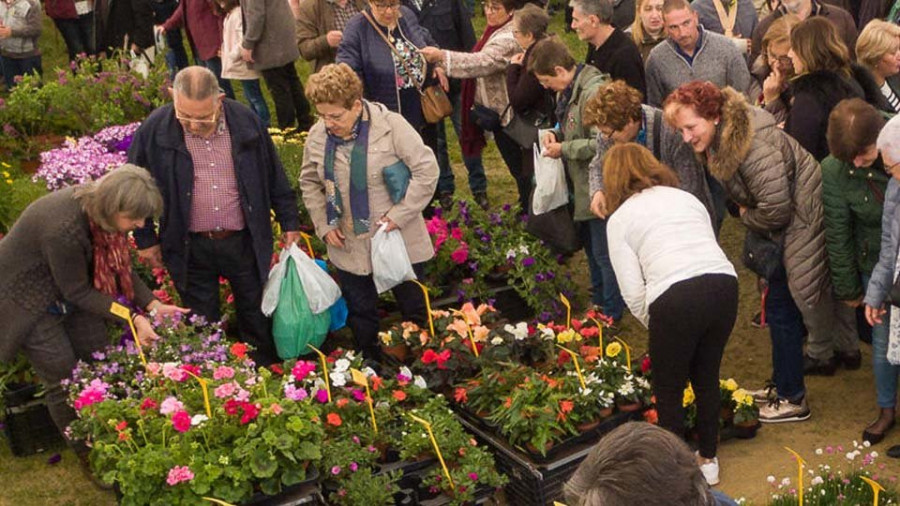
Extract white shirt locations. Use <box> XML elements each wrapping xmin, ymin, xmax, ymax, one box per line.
<box><xmin>607</xmin><ymin>186</ymin><xmax>736</xmax><ymax>327</ymax></box>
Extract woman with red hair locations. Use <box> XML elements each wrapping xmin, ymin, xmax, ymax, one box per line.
<box><xmin>664</xmin><ymin>80</ymin><xmax>829</xmax><ymax>424</ymax></box>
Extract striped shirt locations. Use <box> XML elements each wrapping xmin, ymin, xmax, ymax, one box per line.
<box><xmin>882</xmin><ymin>81</ymin><xmax>900</xmax><ymax>114</ymax></box>
<box><xmin>185</xmin><ymin>114</ymin><xmax>246</xmax><ymax>232</ymax></box>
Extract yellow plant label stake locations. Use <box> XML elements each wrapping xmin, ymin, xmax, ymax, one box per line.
<box><xmin>110</xmin><ymin>302</ymin><xmax>147</xmax><ymax>367</ymax></box>
<box><xmin>451</xmin><ymin>309</ymin><xmax>479</xmax><ymax>357</ymax></box>
<box><xmin>299</xmin><ymin>231</ymin><xmax>314</xmax><ymax>257</ymax></box>
<box><xmin>861</xmin><ymin>476</ymin><xmax>884</xmax><ymax>505</ymax></box>
<box><xmin>555</xmin><ymin>345</ymin><xmax>587</xmax><ymax>390</ymax></box>
<box><xmin>411</xmin><ymin>280</ymin><xmax>436</xmax><ymax>338</ymax></box>
<box><xmin>589</xmin><ymin>317</ymin><xmax>603</xmax><ymax>354</ymax></box>
<box><xmin>307</xmin><ymin>344</ymin><xmax>332</xmax><ymax>402</ymax></box>
<box><xmin>182</xmin><ymin>370</ymin><xmax>212</xmax><ymax>418</ymax></box>
<box><xmin>613</xmin><ymin>337</ymin><xmax>632</xmax><ymax>371</ymax></box>
<box><xmin>203</xmin><ymin>498</ymin><xmax>236</xmax><ymax>506</ymax></box>
<box><xmin>784</xmin><ymin>447</ymin><xmax>806</xmax><ymax>506</ymax></box>
<box><xmin>409</xmin><ymin>414</ymin><xmax>454</xmax><ymax>490</ymax></box>
<box><xmin>351</xmin><ymin>368</ymin><xmax>378</xmax><ymax>434</ymax></box>
<box><xmin>559</xmin><ymin>293</ymin><xmax>571</xmax><ymax>328</ymax></box>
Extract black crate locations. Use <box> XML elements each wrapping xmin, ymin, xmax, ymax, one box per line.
<box><xmin>242</xmin><ymin>467</ymin><xmax>322</xmax><ymax>506</ymax></box>
<box><xmin>4</xmin><ymin>399</ymin><xmax>65</xmax><ymax>457</ymax></box>
<box><xmin>455</xmin><ymin>409</ymin><xmax>642</xmax><ymax>506</ymax></box>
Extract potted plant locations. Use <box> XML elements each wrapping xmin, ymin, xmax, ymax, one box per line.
<box><xmin>731</xmin><ymin>388</ymin><xmax>761</xmax><ymax>438</ymax></box>
<box><xmin>327</xmin><ymin>468</ymin><xmax>401</xmax><ymax>506</ymax></box>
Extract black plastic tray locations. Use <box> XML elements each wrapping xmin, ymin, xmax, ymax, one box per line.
<box><xmin>4</xmin><ymin>398</ymin><xmax>64</xmax><ymax>457</ymax></box>
<box><xmin>242</xmin><ymin>466</ymin><xmax>322</xmax><ymax>506</ymax></box>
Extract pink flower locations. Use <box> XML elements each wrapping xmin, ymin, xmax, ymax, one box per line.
<box><xmin>450</xmin><ymin>245</ymin><xmax>469</xmax><ymax>264</ymax></box>
<box><xmin>351</xmin><ymin>389</ymin><xmax>366</xmax><ymax>402</ymax></box>
<box><xmin>331</xmin><ymin>466</ymin><xmax>342</xmax><ymax>475</ymax></box>
<box><xmin>73</xmin><ymin>379</ymin><xmax>111</xmax><ymax>410</ymax></box>
<box><xmin>468</xmin><ymin>472</ymin><xmax>479</xmax><ymax>481</ymax></box>
<box><xmin>291</xmin><ymin>361</ymin><xmax>317</xmax><ymax>381</ymax></box>
<box><xmin>213</xmin><ymin>366</ymin><xmax>235</xmax><ymax>380</ymax></box>
<box><xmin>214</xmin><ymin>382</ymin><xmax>237</xmax><ymax>399</ymax></box>
<box><xmin>350</xmin><ymin>462</ymin><xmax>359</xmax><ymax>472</ymax></box>
<box><xmin>146</xmin><ymin>362</ymin><xmax>162</xmax><ymax>377</ymax></box>
<box><xmin>162</xmin><ymin>363</ymin><xmax>187</xmax><ymax>382</ymax></box>
<box><xmin>159</xmin><ymin>396</ymin><xmax>185</xmax><ymax>415</ymax></box>
<box><xmin>270</xmin><ymin>403</ymin><xmax>283</xmax><ymax>415</ymax></box>
<box><xmin>172</xmin><ymin>410</ymin><xmax>191</xmax><ymax>433</ymax></box>
<box><xmin>166</xmin><ymin>465</ymin><xmax>194</xmax><ymax>486</ymax></box>
<box><xmin>315</xmin><ymin>389</ymin><xmax>329</xmax><ymax>403</ymax></box>
<box><xmin>450</xmin><ymin>227</ymin><xmax>463</xmax><ymax>240</ymax></box>
<box><xmin>234</xmin><ymin>388</ymin><xmax>251</xmax><ymax>402</ymax></box>
<box><xmin>284</xmin><ymin>384</ymin><xmax>309</xmax><ymax>401</ymax></box>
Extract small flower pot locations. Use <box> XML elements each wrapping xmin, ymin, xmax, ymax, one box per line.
<box><xmin>616</xmin><ymin>399</ymin><xmax>643</xmax><ymax>412</ymax></box>
<box><xmin>720</xmin><ymin>407</ymin><xmax>735</xmax><ymax>422</ymax></box>
<box><xmin>733</xmin><ymin>420</ymin><xmax>761</xmax><ymax>439</ymax></box>
<box><xmin>598</xmin><ymin>406</ymin><xmax>614</xmax><ymax>419</ymax></box>
<box><xmin>576</xmin><ymin>419</ymin><xmax>602</xmax><ymax>433</ymax></box>
<box><xmin>381</xmin><ymin>343</ymin><xmax>410</xmax><ymax>363</ymax></box>
<box><xmin>525</xmin><ymin>440</ymin><xmax>555</xmax><ymax>455</ymax></box>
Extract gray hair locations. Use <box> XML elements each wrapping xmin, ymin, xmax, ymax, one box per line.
<box><xmin>74</xmin><ymin>164</ymin><xmax>163</xmax><ymax>232</ymax></box>
<box><xmin>569</xmin><ymin>0</ymin><xmax>614</xmax><ymax>24</ymax></box>
<box><xmin>172</xmin><ymin>66</ymin><xmax>221</xmax><ymax>101</ymax></box>
<box><xmin>564</xmin><ymin>422</ymin><xmax>715</xmax><ymax>506</ymax></box>
<box><xmin>878</xmin><ymin>114</ymin><xmax>900</xmax><ymax>166</ymax></box>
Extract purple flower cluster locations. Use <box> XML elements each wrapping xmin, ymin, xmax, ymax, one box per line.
<box><xmin>33</xmin><ymin>122</ymin><xmax>142</xmax><ymax>191</ymax></box>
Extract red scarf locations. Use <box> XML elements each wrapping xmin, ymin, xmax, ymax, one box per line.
<box><xmin>89</xmin><ymin>220</ymin><xmax>135</xmax><ymax>300</ymax></box>
<box><xmin>460</xmin><ymin>17</ymin><xmax>513</xmax><ymax>158</ymax></box>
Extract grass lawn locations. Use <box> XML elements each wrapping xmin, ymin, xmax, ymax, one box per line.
<box><xmin>3</xmin><ymin>9</ymin><xmax>900</xmax><ymax>506</ymax></box>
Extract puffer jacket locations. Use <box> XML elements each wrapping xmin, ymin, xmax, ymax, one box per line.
<box><xmin>443</xmin><ymin>19</ymin><xmax>521</xmax><ymax>125</ymax></box>
<box><xmin>821</xmin><ymin>155</ymin><xmax>889</xmax><ymax>301</ymax></box>
<box><xmin>704</xmin><ymin>87</ymin><xmax>828</xmax><ymax>307</ymax></box>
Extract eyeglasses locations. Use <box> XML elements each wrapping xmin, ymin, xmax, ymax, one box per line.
<box><xmin>175</xmin><ymin>106</ymin><xmax>220</xmax><ymax>125</ymax></box>
<box><xmin>371</xmin><ymin>2</ymin><xmax>400</xmax><ymax>10</ymax></box>
<box><xmin>318</xmin><ymin>109</ymin><xmax>351</xmax><ymax>122</ymax></box>
<box><xmin>886</xmin><ymin>159</ymin><xmax>900</xmax><ymax>175</ymax></box>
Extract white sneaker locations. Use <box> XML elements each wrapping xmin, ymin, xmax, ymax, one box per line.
<box><xmin>696</xmin><ymin>452</ymin><xmax>720</xmax><ymax>486</ymax></box>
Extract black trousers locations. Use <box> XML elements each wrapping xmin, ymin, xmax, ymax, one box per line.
<box><xmin>494</xmin><ymin>129</ymin><xmax>529</xmax><ymax>212</ymax></box>
<box><xmin>260</xmin><ymin>62</ymin><xmax>313</xmax><ymax>131</ymax></box>
<box><xmin>336</xmin><ymin>263</ymin><xmax>427</xmax><ymax>360</ymax></box>
<box><xmin>648</xmin><ymin>273</ymin><xmax>738</xmax><ymax>458</ymax></box>
<box><xmin>180</xmin><ymin>231</ymin><xmax>278</xmax><ymax>365</ymax></box>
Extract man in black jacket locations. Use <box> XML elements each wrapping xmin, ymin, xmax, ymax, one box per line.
<box><xmin>129</xmin><ymin>66</ymin><xmax>301</xmax><ymax>365</ymax></box>
<box><xmin>571</xmin><ymin>0</ymin><xmax>646</xmax><ymax>97</ymax></box>
<box><xmin>402</xmin><ymin>0</ymin><xmax>488</xmax><ymax>208</ymax></box>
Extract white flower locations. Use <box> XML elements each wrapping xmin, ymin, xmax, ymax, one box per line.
<box><xmin>815</xmin><ymin>448</ymin><xmax>823</xmax><ymax>455</ymax></box>
<box><xmin>330</xmin><ymin>371</ymin><xmax>347</xmax><ymax>387</ymax></box>
<box><xmin>539</xmin><ymin>327</ymin><xmax>555</xmax><ymax>341</ymax></box>
<box><xmin>810</xmin><ymin>476</ymin><xmax>824</xmax><ymax>486</ymax></box>
<box><xmin>399</xmin><ymin>366</ymin><xmax>413</xmax><ymax>379</ymax></box>
<box><xmin>504</xmin><ymin>322</ymin><xmax>529</xmax><ymax>340</ymax></box>
<box><xmin>781</xmin><ymin>478</ymin><xmax>791</xmax><ymax>486</ymax></box>
<box><xmin>413</xmin><ymin>375</ymin><xmax>427</xmax><ymax>389</ymax></box>
<box><xmin>580</xmin><ymin>387</ymin><xmax>593</xmax><ymax>396</ymax></box>
<box><xmin>767</xmin><ymin>476</ymin><xmax>776</xmax><ymax>484</ymax></box>
<box><xmin>846</xmin><ymin>451</ymin><xmax>857</xmax><ymax>461</ymax></box>
<box><xmin>636</xmin><ymin>377</ymin><xmax>650</xmax><ymax>389</ymax></box>
<box><xmin>363</xmin><ymin>367</ymin><xmax>377</xmax><ymax>378</ymax></box>
<box><xmin>617</xmin><ymin>381</ymin><xmax>635</xmax><ymax>397</ymax></box>
<box><xmin>506</xmin><ymin>249</ymin><xmax>517</xmax><ymax>260</ymax></box>
<box><xmin>863</xmin><ymin>440</ymin><xmax>872</xmax><ymax>448</ymax></box>
<box><xmin>518</xmin><ymin>244</ymin><xmax>529</xmax><ymax>255</ymax></box>
<box><xmin>491</xmin><ymin>336</ymin><xmax>504</xmax><ymax>346</ymax></box>
<box><xmin>191</xmin><ymin>414</ymin><xmax>209</xmax><ymax>426</ymax></box>
<box><xmin>334</xmin><ymin>359</ymin><xmax>351</xmax><ymax>372</ymax></box>
<box><xmin>871</xmin><ymin>451</ymin><xmax>879</xmax><ymax>458</ymax></box>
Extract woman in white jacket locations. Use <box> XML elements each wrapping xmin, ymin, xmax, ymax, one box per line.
<box><xmin>214</xmin><ymin>0</ymin><xmax>271</xmax><ymax>126</ymax></box>
<box><xmin>604</xmin><ymin>143</ymin><xmax>738</xmax><ymax>486</ymax></box>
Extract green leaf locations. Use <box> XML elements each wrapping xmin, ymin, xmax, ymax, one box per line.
<box><xmin>250</xmin><ymin>449</ymin><xmax>278</xmax><ymax>478</ymax></box>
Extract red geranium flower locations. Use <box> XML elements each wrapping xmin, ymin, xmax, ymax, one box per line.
<box><xmin>454</xmin><ymin>387</ymin><xmax>468</xmax><ymax>403</ymax></box>
<box><xmin>421</xmin><ymin>349</ymin><xmax>451</xmax><ymax>370</ymax></box>
<box><xmin>172</xmin><ymin>410</ymin><xmax>191</xmax><ymax>432</ymax></box>
<box><xmin>392</xmin><ymin>390</ymin><xmax>407</xmax><ymax>401</ymax></box>
<box><xmin>224</xmin><ymin>399</ymin><xmax>241</xmax><ymax>416</ymax></box>
<box><xmin>240</xmin><ymin>403</ymin><xmax>260</xmax><ymax>425</ymax></box>
<box><xmin>115</xmin><ymin>420</ymin><xmax>128</xmax><ymax>431</ymax></box>
<box><xmin>230</xmin><ymin>342</ymin><xmax>248</xmax><ymax>359</ymax></box>
<box><xmin>326</xmin><ymin>412</ymin><xmax>342</xmax><ymax>427</ymax></box>
<box><xmin>140</xmin><ymin>398</ymin><xmax>158</xmax><ymax>412</ymax></box>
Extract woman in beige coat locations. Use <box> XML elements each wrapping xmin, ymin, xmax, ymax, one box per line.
<box><xmin>300</xmin><ymin>63</ymin><xmax>439</xmax><ymax>360</ymax></box>
<box><xmin>420</xmin><ymin>0</ymin><xmax>526</xmax><ymax>210</ymax></box>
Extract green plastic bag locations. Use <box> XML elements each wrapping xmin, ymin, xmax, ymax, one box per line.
<box><xmin>272</xmin><ymin>256</ymin><xmax>331</xmax><ymax>359</ymax></box>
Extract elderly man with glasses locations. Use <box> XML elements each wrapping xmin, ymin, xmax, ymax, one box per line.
<box><xmin>128</xmin><ymin>66</ymin><xmax>302</xmax><ymax>366</ymax></box>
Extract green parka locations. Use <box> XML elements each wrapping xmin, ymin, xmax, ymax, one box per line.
<box><xmin>821</xmin><ymin>155</ymin><xmax>889</xmax><ymax>301</ymax></box>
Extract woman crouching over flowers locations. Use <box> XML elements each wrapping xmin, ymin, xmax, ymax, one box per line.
<box><xmin>299</xmin><ymin>63</ymin><xmax>438</xmax><ymax>361</ymax></box>
<box><xmin>0</xmin><ymin>164</ymin><xmax>189</xmax><ymax>483</ymax></box>
<box><xmin>603</xmin><ymin>143</ymin><xmax>737</xmax><ymax>486</ymax></box>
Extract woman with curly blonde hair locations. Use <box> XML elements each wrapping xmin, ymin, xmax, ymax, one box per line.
<box><xmin>300</xmin><ymin>63</ymin><xmax>439</xmax><ymax>361</ymax></box>
<box><xmin>604</xmin><ymin>143</ymin><xmax>737</xmax><ymax>486</ymax></box>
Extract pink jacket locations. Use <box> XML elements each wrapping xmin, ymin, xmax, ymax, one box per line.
<box><xmin>221</xmin><ymin>9</ymin><xmax>259</xmax><ymax>80</ymax></box>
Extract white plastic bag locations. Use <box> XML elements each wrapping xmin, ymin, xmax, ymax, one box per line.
<box><xmin>290</xmin><ymin>243</ymin><xmax>342</xmax><ymax>314</ymax></box>
<box><xmin>261</xmin><ymin>247</ymin><xmax>290</xmax><ymax>317</ymax></box>
<box><xmin>531</xmin><ymin>137</ymin><xmax>568</xmax><ymax>215</ymax></box>
<box><xmin>371</xmin><ymin>223</ymin><xmax>417</xmax><ymax>294</ymax></box>
<box><xmin>261</xmin><ymin>243</ymin><xmax>342</xmax><ymax>316</ymax></box>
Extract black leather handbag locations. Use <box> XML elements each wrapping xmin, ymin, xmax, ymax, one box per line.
<box><xmin>469</xmin><ymin>103</ymin><xmax>502</xmax><ymax>132</ymax></box>
<box><xmin>742</xmin><ymin>230</ymin><xmax>783</xmax><ymax>279</ymax></box>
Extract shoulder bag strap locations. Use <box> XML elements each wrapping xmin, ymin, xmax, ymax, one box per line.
<box><xmin>652</xmin><ymin>109</ymin><xmax>662</xmax><ymax>157</ymax></box>
<box><xmin>710</xmin><ymin>0</ymin><xmax>738</xmax><ymax>37</ymax></box>
<box><xmin>362</xmin><ymin>10</ymin><xmax>424</xmax><ymax>94</ymax></box>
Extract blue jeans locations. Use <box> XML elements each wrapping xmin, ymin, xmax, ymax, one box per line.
<box><xmin>240</xmin><ymin>79</ymin><xmax>271</xmax><ymax>127</ymax></box>
<box><xmin>150</xmin><ymin>0</ymin><xmax>189</xmax><ymax>77</ymax></box>
<box><xmin>435</xmin><ymin>87</ymin><xmax>487</xmax><ymax>196</ymax></box>
<box><xmin>52</xmin><ymin>14</ymin><xmax>95</xmax><ymax>62</ymax></box>
<box><xmin>199</xmin><ymin>56</ymin><xmax>235</xmax><ymax>99</ymax></box>
<box><xmin>863</xmin><ymin>273</ymin><xmax>899</xmax><ymax>408</ymax></box>
<box><xmin>766</xmin><ymin>265</ymin><xmax>807</xmax><ymax>400</ymax></box>
<box><xmin>586</xmin><ymin>217</ymin><xmax>624</xmax><ymax>320</ymax></box>
<box><xmin>1</xmin><ymin>55</ymin><xmax>41</xmax><ymax>89</ymax></box>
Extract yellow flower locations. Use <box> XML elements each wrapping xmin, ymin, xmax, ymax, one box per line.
<box><xmin>683</xmin><ymin>383</ymin><xmax>695</xmax><ymax>407</ymax></box>
<box><xmin>1</xmin><ymin>161</ymin><xmax>10</xmax><ymax>168</ymax></box>
<box><xmin>2</xmin><ymin>170</ymin><xmax>9</xmax><ymax>177</ymax></box>
<box><xmin>557</xmin><ymin>329</ymin><xmax>576</xmax><ymax>344</ymax></box>
<box><xmin>732</xmin><ymin>388</ymin><xmax>754</xmax><ymax>407</ymax></box>
<box><xmin>723</xmin><ymin>378</ymin><xmax>738</xmax><ymax>391</ymax></box>
<box><xmin>5</xmin><ymin>179</ymin><xmax>12</xmax><ymax>185</ymax></box>
<box><xmin>378</xmin><ymin>331</ymin><xmax>393</xmax><ymax>346</ymax></box>
<box><xmin>605</xmin><ymin>342</ymin><xmax>622</xmax><ymax>358</ymax></box>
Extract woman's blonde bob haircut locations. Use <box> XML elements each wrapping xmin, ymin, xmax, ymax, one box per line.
<box><xmin>856</xmin><ymin>20</ymin><xmax>900</xmax><ymax>72</ymax></box>
<box><xmin>305</xmin><ymin>63</ymin><xmax>364</xmax><ymax>109</ymax></box>
<box><xmin>603</xmin><ymin>143</ymin><xmax>679</xmax><ymax>214</ymax></box>
<box><xmin>74</xmin><ymin>164</ymin><xmax>163</xmax><ymax>232</ymax></box>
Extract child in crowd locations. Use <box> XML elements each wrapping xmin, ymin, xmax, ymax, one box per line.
<box><xmin>0</xmin><ymin>0</ymin><xmax>42</xmax><ymax>89</ymax></box>
<box><xmin>214</xmin><ymin>0</ymin><xmax>271</xmax><ymax>127</ymax></box>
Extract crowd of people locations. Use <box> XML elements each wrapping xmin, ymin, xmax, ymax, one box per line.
<box><xmin>1</xmin><ymin>0</ymin><xmax>900</xmax><ymax>494</ymax></box>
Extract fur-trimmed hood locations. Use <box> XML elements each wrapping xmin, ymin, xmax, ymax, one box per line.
<box><xmin>706</xmin><ymin>87</ymin><xmax>775</xmax><ymax>182</ymax></box>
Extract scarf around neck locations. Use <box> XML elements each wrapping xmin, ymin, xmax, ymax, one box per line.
<box><xmin>89</xmin><ymin>219</ymin><xmax>135</xmax><ymax>301</ymax></box>
<box><xmin>324</xmin><ymin>105</ymin><xmax>371</xmax><ymax>235</ymax></box>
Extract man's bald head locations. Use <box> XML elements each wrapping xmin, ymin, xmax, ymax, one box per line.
<box><xmin>172</xmin><ymin>66</ymin><xmax>220</xmax><ymax>101</ymax></box>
